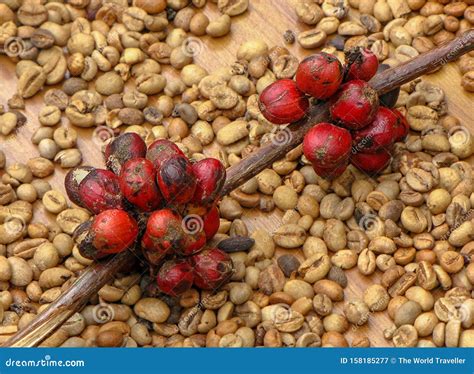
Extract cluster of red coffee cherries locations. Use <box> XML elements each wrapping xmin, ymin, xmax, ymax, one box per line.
<box><xmin>258</xmin><ymin>48</ymin><xmax>409</xmax><ymax>179</ymax></box>
<box><xmin>65</xmin><ymin>134</ymin><xmax>233</xmax><ymax>297</ymax></box>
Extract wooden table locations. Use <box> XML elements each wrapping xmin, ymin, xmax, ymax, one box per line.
<box><xmin>0</xmin><ymin>0</ymin><xmax>473</xmax><ymax>347</ymax></box>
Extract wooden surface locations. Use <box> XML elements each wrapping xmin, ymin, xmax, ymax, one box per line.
<box><xmin>0</xmin><ymin>0</ymin><xmax>473</xmax><ymax>347</ymax></box>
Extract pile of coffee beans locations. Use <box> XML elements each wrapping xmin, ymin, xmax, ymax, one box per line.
<box><xmin>0</xmin><ymin>0</ymin><xmax>473</xmax><ymax>348</ymax></box>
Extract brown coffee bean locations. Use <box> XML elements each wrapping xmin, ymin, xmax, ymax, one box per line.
<box><xmin>423</xmin><ymin>15</ymin><xmax>443</xmax><ymax>35</ymax></box>
<box><xmin>394</xmin><ymin>300</ymin><xmax>422</xmax><ymax>326</ymax></box>
<box><xmin>295</xmin><ymin>1</ymin><xmax>323</xmax><ymax>25</ymax></box>
<box><xmin>400</xmin><ymin>206</ymin><xmax>428</xmax><ymax>233</ymax></box>
<box><xmin>358</xmin><ymin>248</ymin><xmax>376</xmax><ymax>275</ymax></box>
<box><xmin>273</xmin><ymin>55</ymin><xmax>299</xmax><ymax>79</ymax></box>
<box><xmin>406</xmin><ymin>105</ymin><xmax>438</xmax><ymax>131</ymax></box>
<box><xmin>393</xmin><ymin>325</ymin><xmax>418</xmax><ymax>347</ymax></box>
<box><xmin>273</xmin><ymin>224</ymin><xmax>306</xmax><ymax>249</ymax></box>
<box><xmin>284</xmin><ymin>280</ymin><xmax>314</xmax><ymax>300</ymax></box>
<box><xmin>31</xmin><ymin>29</ymin><xmax>55</xmax><ymax>49</ymax></box>
<box><xmin>18</xmin><ymin>65</ymin><xmax>46</xmax><ymax>99</ymax></box>
<box><xmin>459</xmin><ymin>330</ymin><xmax>474</xmax><ymax>348</ymax></box>
<box><xmin>8</xmin><ymin>257</ymin><xmax>33</xmax><ymax>287</ymax></box>
<box><xmin>439</xmin><ymin>251</ymin><xmax>464</xmax><ymax>273</ymax></box>
<box><xmin>96</xmin><ymin>330</ymin><xmax>124</xmax><ymax>347</ymax></box>
<box><xmin>218</xmin><ymin>0</ymin><xmax>249</xmax><ymax>16</ymax></box>
<box><xmin>310</xmin><ymin>293</ymin><xmax>331</xmax><ymax>316</ymax></box>
<box><xmin>313</xmin><ymin>279</ymin><xmax>343</xmax><ymax>302</ymax></box>
<box><xmin>277</xmin><ymin>254</ymin><xmax>300</xmax><ymax>277</ymax></box>
<box><xmin>461</xmin><ymin>71</ymin><xmax>474</xmax><ymax>92</ymax></box>
<box><xmin>323</xmin><ymin>219</ymin><xmax>346</xmax><ymax>252</ymax></box>
<box><xmin>346</xmin><ymin>230</ymin><xmax>368</xmax><ymax>253</ymax></box>
<box><xmin>42</xmin><ymin>190</ymin><xmax>68</xmax><ymax>214</ymax></box>
<box><xmin>406</xmin><ymin>168</ymin><xmax>434</xmax><ymax>192</ymax></box>
<box><xmin>258</xmin><ymin>263</ymin><xmax>285</xmax><ymax>295</ymax></box>
<box><xmin>34</xmin><ymin>47</ymin><xmax>64</xmax><ymax>85</ymax></box>
<box><xmin>206</xmin><ymin>14</ymin><xmax>232</xmax><ymax>37</ymax></box>
<box><xmin>416</xmin><ymin>261</ymin><xmax>437</xmax><ymax>290</ymax></box>
<box><xmin>218</xmin><ymin>236</ymin><xmax>255</xmax><ymax>253</ymax></box>
<box><xmin>364</xmin><ymin>285</ymin><xmax>389</xmax><ymax>313</ymax></box>
<box><xmin>445</xmin><ymin>320</ymin><xmax>461</xmax><ymax>347</ymax></box>
<box><xmin>17</xmin><ymin>2</ymin><xmax>48</xmax><ymax>27</ymax></box>
<box><xmin>298</xmin><ymin>253</ymin><xmax>331</xmax><ymax>283</ymax></box>
<box><xmin>434</xmin><ymin>297</ymin><xmax>459</xmax><ymax>322</ymax></box>
<box><xmin>95</xmin><ymin>72</ymin><xmax>124</xmax><ymax>96</ymax></box>
<box><xmin>297</xmin><ymin>29</ymin><xmax>327</xmax><ymax>49</ymax></box>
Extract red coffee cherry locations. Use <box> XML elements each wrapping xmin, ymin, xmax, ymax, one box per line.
<box><xmin>311</xmin><ymin>160</ymin><xmax>349</xmax><ymax>180</ymax></box>
<box><xmin>303</xmin><ymin>122</ymin><xmax>352</xmax><ymax>169</ymax></box>
<box><xmin>392</xmin><ymin>109</ymin><xmax>410</xmax><ymax>141</ymax></box>
<box><xmin>191</xmin><ymin>158</ymin><xmax>226</xmax><ymax>206</ymax></box>
<box><xmin>345</xmin><ymin>47</ymin><xmax>379</xmax><ymax>81</ymax></box>
<box><xmin>330</xmin><ymin>79</ymin><xmax>379</xmax><ymax>130</ymax></box>
<box><xmin>146</xmin><ymin>138</ymin><xmax>185</xmax><ymax>171</ymax></box>
<box><xmin>189</xmin><ymin>247</ymin><xmax>234</xmax><ymax>290</ymax></box>
<box><xmin>203</xmin><ymin>206</ymin><xmax>220</xmax><ymax>240</ymax></box>
<box><xmin>157</xmin><ymin>155</ymin><xmax>197</xmax><ymax>206</ymax></box>
<box><xmin>258</xmin><ymin>78</ymin><xmax>309</xmax><ymax>124</ymax></box>
<box><xmin>351</xmin><ymin>149</ymin><xmax>392</xmax><ymax>175</ymax></box>
<box><xmin>78</xmin><ymin>169</ymin><xmax>124</xmax><ymax>214</ymax></box>
<box><xmin>104</xmin><ymin>133</ymin><xmax>147</xmax><ymax>175</ymax></box>
<box><xmin>90</xmin><ymin>209</ymin><xmax>138</xmax><ymax>256</ymax></box>
<box><xmin>295</xmin><ymin>52</ymin><xmax>344</xmax><ymax>99</ymax></box>
<box><xmin>64</xmin><ymin>166</ymin><xmax>94</xmax><ymax>208</ymax></box>
<box><xmin>119</xmin><ymin>158</ymin><xmax>162</xmax><ymax>212</ymax></box>
<box><xmin>156</xmin><ymin>259</ymin><xmax>194</xmax><ymax>297</ymax></box>
<box><xmin>352</xmin><ymin>107</ymin><xmax>400</xmax><ymax>154</ymax></box>
<box><xmin>141</xmin><ymin>209</ymin><xmax>184</xmax><ymax>260</ymax></box>
<box><xmin>177</xmin><ymin>230</ymin><xmax>207</xmax><ymax>257</ymax></box>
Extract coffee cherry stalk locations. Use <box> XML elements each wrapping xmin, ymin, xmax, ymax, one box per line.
<box><xmin>66</xmin><ymin>134</ymin><xmax>233</xmax><ymax>297</ymax></box>
<box><xmin>259</xmin><ymin>48</ymin><xmax>409</xmax><ymax>178</ymax></box>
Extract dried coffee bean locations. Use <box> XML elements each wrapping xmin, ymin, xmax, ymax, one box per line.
<box><xmin>44</xmin><ymin>89</ymin><xmax>69</xmax><ymax>111</ymax></box>
<box><xmin>297</xmin><ymin>29</ymin><xmax>327</xmax><ymax>49</ymax></box>
<box><xmin>218</xmin><ymin>237</ymin><xmax>255</xmax><ymax>253</ymax></box>
<box><xmin>31</xmin><ymin>29</ymin><xmax>55</xmax><ymax>49</ymax></box>
<box><xmin>258</xmin><ymin>263</ymin><xmax>285</xmax><ymax>295</ymax></box>
<box><xmin>277</xmin><ymin>254</ymin><xmax>300</xmax><ymax>277</ymax></box>
<box><xmin>42</xmin><ymin>190</ymin><xmax>68</xmax><ymax>214</ymax></box>
<box><xmin>273</xmin><ymin>224</ymin><xmax>306</xmax><ymax>249</ymax></box>
<box><xmin>393</xmin><ymin>325</ymin><xmax>418</xmax><ymax>347</ymax></box>
<box><xmin>364</xmin><ymin>285</ymin><xmax>389</xmax><ymax>312</ymax></box>
<box><xmin>298</xmin><ymin>254</ymin><xmax>331</xmax><ymax>283</ymax></box>
<box><xmin>18</xmin><ymin>65</ymin><xmax>46</xmax><ymax>99</ymax></box>
<box><xmin>344</xmin><ymin>299</ymin><xmax>370</xmax><ymax>326</ymax></box>
<box><xmin>327</xmin><ymin>266</ymin><xmax>347</xmax><ymax>288</ymax></box>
